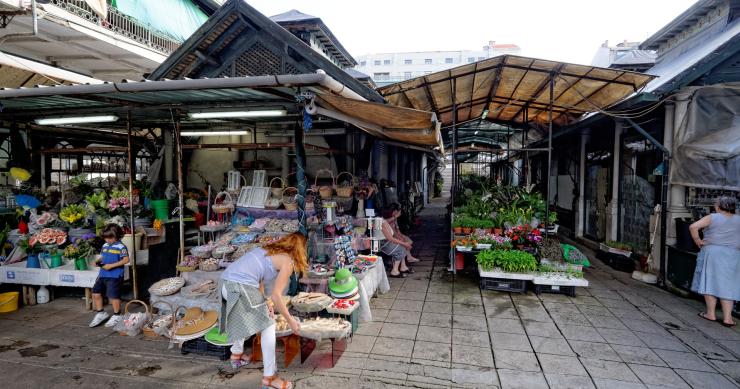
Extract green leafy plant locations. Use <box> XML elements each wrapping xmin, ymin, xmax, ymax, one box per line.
<box><xmin>605</xmin><ymin>240</ymin><xmax>632</xmax><ymax>251</ymax></box>
<box><xmin>475</xmin><ymin>249</ymin><xmax>497</xmax><ymax>271</ymax></box>
<box><xmin>476</xmin><ymin>249</ymin><xmax>538</xmax><ymax>273</ymax></box>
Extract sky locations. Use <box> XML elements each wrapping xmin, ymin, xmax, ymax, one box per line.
<box><xmin>244</xmin><ymin>0</ymin><xmax>698</xmax><ymax>65</ymax></box>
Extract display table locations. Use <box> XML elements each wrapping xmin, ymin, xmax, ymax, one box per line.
<box><xmin>357</xmin><ymin>264</ymin><xmax>390</xmax><ymax>322</ymax></box>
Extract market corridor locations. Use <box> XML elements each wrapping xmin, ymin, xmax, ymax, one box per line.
<box><xmin>0</xmin><ymin>200</ymin><xmax>738</xmax><ymax>388</ymax></box>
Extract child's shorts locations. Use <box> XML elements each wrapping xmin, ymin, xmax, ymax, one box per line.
<box><xmin>92</xmin><ymin>277</ymin><xmax>123</xmax><ymax>299</ymax></box>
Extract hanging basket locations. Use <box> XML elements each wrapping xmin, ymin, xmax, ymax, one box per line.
<box><xmin>282</xmin><ymin>187</ymin><xmax>299</xmax><ymax>211</ymax></box>
<box><xmin>335</xmin><ymin>172</ymin><xmax>354</xmax><ymax>198</ymax></box>
<box><xmin>212</xmin><ymin>191</ymin><xmax>234</xmax><ymax>214</ymax></box>
<box><xmin>313</xmin><ymin>169</ymin><xmax>335</xmax><ymax>200</ymax></box>
<box><xmin>269</xmin><ymin>177</ymin><xmax>285</xmax><ymax>198</ymax></box>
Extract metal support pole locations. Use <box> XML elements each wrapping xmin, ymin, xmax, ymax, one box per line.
<box><xmin>126</xmin><ymin>112</ymin><xmax>138</xmax><ymax>300</ymax></box>
<box><xmin>623</xmin><ymin>118</ymin><xmax>670</xmax><ymax>286</ymax></box>
<box><xmin>174</xmin><ymin>115</ymin><xmax>185</xmax><ymax>265</ymax></box>
<box><xmin>659</xmin><ymin>158</ymin><xmax>669</xmax><ymax>286</ymax></box>
<box><xmin>546</xmin><ymin>75</ymin><xmax>554</xmax><ymax>231</ymax></box>
<box><xmin>450</xmin><ymin>78</ymin><xmax>458</xmax><ymax>274</ymax></box>
<box><xmin>294</xmin><ymin>122</ymin><xmax>307</xmax><ymax>236</ymax></box>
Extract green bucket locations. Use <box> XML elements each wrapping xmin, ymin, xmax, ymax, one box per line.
<box><xmin>151</xmin><ymin>199</ymin><xmax>170</xmax><ymax>221</ymax></box>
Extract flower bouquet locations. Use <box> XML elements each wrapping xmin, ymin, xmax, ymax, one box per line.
<box><xmin>60</xmin><ymin>204</ymin><xmax>89</xmax><ymax>228</ymax></box>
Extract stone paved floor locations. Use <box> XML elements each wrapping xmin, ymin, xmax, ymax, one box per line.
<box><xmin>1</xmin><ymin>199</ymin><xmax>739</xmax><ymax>388</ymax></box>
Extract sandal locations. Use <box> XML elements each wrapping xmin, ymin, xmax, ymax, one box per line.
<box><xmin>721</xmin><ymin>321</ymin><xmax>737</xmax><ymax>328</ymax></box>
<box><xmin>262</xmin><ymin>375</ymin><xmax>293</xmax><ymax>389</ymax></box>
<box><xmin>389</xmin><ymin>272</ymin><xmax>407</xmax><ymax>278</ymax></box>
<box><xmin>698</xmin><ymin>312</ymin><xmax>719</xmax><ymax>322</ymax></box>
<box><xmin>401</xmin><ymin>268</ymin><xmax>415</xmax><ymax>274</ymax></box>
<box><xmin>229</xmin><ymin>353</ymin><xmax>251</xmax><ymax>370</ymax></box>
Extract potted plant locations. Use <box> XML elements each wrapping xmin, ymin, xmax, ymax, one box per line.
<box><xmin>17</xmin><ymin>235</ymin><xmax>43</xmax><ymax>267</ymax></box>
<box><xmin>453</xmin><ymin>218</ymin><xmax>464</xmax><ymax>235</ymax></box>
<box><xmin>69</xmin><ymin>233</ymin><xmax>100</xmax><ymax>270</ymax></box>
<box><xmin>461</xmin><ymin>217</ymin><xmax>474</xmax><ymax>234</ymax></box>
<box><xmin>602</xmin><ymin>240</ymin><xmax>633</xmax><ymax>257</ymax></box>
<box><xmin>496</xmin><ymin>250</ymin><xmax>538</xmax><ymax>273</ymax></box>
<box><xmin>493</xmin><ymin>210</ymin><xmax>506</xmax><ymax>234</ymax></box>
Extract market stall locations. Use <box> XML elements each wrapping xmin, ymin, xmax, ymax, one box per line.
<box><xmin>452</xmin><ymin>182</ymin><xmax>591</xmax><ymax>296</ymax></box>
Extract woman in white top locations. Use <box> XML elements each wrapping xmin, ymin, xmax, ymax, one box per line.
<box><xmin>220</xmin><ymin>233</ymin><xmax>308</xmax><ymax>388</ymax></box>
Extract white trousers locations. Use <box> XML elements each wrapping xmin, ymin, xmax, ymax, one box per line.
<box><xmin>223</xmin><ymin>285</ymin><xmax>277</xmax><ymax>376</ymax></box>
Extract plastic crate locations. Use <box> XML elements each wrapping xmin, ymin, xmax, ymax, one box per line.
<box><xmin>181</xmin><ymin>337</ymin><xmax>231</xmax><ymax>360</ymax></box>
<box><xmin>479</xmin><ymin>277</ymin><xmax>528</xmax><ymax>293</ymax></box>
<box><xmin>533</xmin><ymin>284</ymin><xmax>576</xmax><ymax>297</ymax></box>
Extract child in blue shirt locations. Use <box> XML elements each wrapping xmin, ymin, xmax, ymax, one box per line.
<box><xmin>89</xmin><ymin>224</ymin><xmax>130</xmax><ymax>328</ymax></box>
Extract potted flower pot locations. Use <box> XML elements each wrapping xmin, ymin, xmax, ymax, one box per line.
<box><xmin>454</xmin><ymin>226</ymin><xmax>463</xmax><ymax>234</ymax></box>
<box><xmin>493</xmin><ymin>228</ymin><xmax>503</xmax><ymax>235</ymax></box>
<box><xmin>74</xmin><ymin>257</ymin><xmax>88</xmax><ymax>271</ymax></box>
<box><xmin>462</xmin><ymin>227</ymin><xmax>472</xmax><ymax>234</ymax></box>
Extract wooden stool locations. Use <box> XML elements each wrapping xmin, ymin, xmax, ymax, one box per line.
<box><xmin>251</xmin><ymin>333</ymin><xmax>300</xmax><ymax>367</ymax></box>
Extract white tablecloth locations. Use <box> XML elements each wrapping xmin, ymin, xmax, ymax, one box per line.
<box><xmin>149</xmin><ymin>265</ymin><xmax>390</xmax><ymax>322</ymax></box>
<box><xmin>357</xmin><ymin>264</ymin><xmax>390</xmax><ymax>322</ymax></box>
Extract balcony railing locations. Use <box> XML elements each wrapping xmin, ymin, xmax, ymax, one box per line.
<box><xmin>49</xmin><ymin>0</ymin><xmax>181</xmax><ymax>54</ymax></box>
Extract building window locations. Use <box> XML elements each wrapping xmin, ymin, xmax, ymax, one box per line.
<box><xmin>478</xmin><ymin>56</ymin><xmax>485</xmax><ymax>61</ymax></box>
<box><xmin>445</xmin><ymin>58</ymin><xmax>453</xmax><ymax>64</ymax></box>
<box><xmin>360</xmin><ymin>61</ymin><xmax>366</xmax><ymax>66</ymax></box>
<box><xmin>50</xmin><ymin>141</ymin><xmax>76</xmax><ymax>186</ymax></box>
<box><xmin>424</xmin><ymin>58</ymin><xmax>432</xmax><ymax>64</ymax></box>
<box><xmin>468</xmin><ymin>57</ymin><xmax>475</xmax><ymax>63</ymax></box>
<box><xmin>373</xmin><ymin>72</ymin><xmax>390</xmax><ymax>81</ymax></box>
<box><xmin>373</xmin><ymin>60</ymin><xmax>381</xmax><ymax>66</ymax></box>
<box><xmin>383</xmin><ymin>59</ymin><xmax>391</xmax><ymax>65</ymax></box>
<box><xmin>404</xmin><ymin>72</ymin><xmax>412</xmax><ymax>79</ymax></box>
<box><xmin>404</xmin><ymin>59</ymin><xmax>412</xmax><ymax>65</ymax></box>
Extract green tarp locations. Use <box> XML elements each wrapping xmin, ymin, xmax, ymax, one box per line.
<box><xmin>112</xmin><ymin>0</ymin><xmax>208</xmax><ymax>41</ymax></box>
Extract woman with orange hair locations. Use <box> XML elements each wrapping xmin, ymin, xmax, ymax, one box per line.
<box><xmin>219</xmin><ymin>233</ymin><xmax>308</xmax><ymax>389</ymax></box>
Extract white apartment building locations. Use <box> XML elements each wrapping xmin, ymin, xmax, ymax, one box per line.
<box><xmin>354</xmin><ymin>41</ymin><xmax>521</xmax><ymax>86</ymax></box>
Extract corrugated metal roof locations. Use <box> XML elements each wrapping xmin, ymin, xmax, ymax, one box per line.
<box><xmin>378</xmin><ymin>54</ymin><xmax>656</xmax><ymax>128</ymax></box>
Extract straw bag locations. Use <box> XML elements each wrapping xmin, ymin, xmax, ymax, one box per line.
<box><xmin>269</xmin><ymin>177</ymin><xmax>285</xmax><ymax>198</ymax></box>
<box><xmin>282</xmin><ymin>187</ymin><xmax>298</xmax><ymax>211</ymax></box>
<box><xmin>313</xmin><ymin>169</ymin><xmax>335</xmax><ymax>200</ymax></box>
<box><xmin>335</xmin><ymin>172</ymin><xmax>354</xmax><ymax>198</ymax></box>
<box><xmin>115</xmin><ymin>300</ymin><xmax>151</xmax><ymax>336</ymax></box>
<box><xmin>212</xmin><ymin>191</ymin><xmax>234</xmax><ymax>214</ymax></box>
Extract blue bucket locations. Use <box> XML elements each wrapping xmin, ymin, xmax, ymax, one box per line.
<box><xmin>26</xmin><ymin>254</ymin><xmax>40</xmax><ymax>268</ymax></box>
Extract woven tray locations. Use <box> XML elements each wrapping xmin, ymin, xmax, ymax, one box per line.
<box><xmin>148</xmin><ymin>277</ymin><xmax>185</xmax><ymax>296</ymax></box>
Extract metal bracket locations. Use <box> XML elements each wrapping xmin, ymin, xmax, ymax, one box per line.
<box><xmin>0</xmin><ymin>14</ymin><xmax>16</xmax><ymax>29</ymax></box>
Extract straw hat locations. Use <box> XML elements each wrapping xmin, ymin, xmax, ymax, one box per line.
<box><xmin>329</xmin><ymin>268</ymin><xmax>358</xmax><ymax>296</ymax></box>
<box><xmin>175</xmin><ymin>307</ymin><xmax>218</xmax><ymax>336</ymax></box>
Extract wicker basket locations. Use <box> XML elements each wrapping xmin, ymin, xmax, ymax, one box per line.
<box><xmin>335</xmin><ymin>172</ymin><xmax>354</xmax><ymax>198</ymax></box>
<box><xmin>269</xmin><ymin>177</ymin><xmax>285</xmax><ymax>198</ymax></box>
<box><xmin>212</xmin><ymin>191</ymin><xmax>234</xmax><ymax>214</ymax></box>
<box><xmin>143</xmin><ymin>301</ymin><xmax>174</xmax><ymax>338</ymax></box>
<box><xmin>313</xmin><ymin>169</ymin><xmax>335</xmax><ymax>200</ymax></box>
<box><xmin>119</xmin><ymin>300</ymin><xmax>150</xmax><ymax>336</ymax></box>
<box><xmin>199</xmin><ymin>259</ymin><xmax>220</xmax><ymax>272</ymax></box>
<box><xmin>282</xmin><ymin>187</ymin><xmax>298</xmax><ymax>211</ymax></box>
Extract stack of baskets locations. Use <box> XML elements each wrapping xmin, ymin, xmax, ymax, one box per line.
<box><xmin>282</xmin><ymin>187</ymin><xmax>298</xmax><ymax>211</ymax></box>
